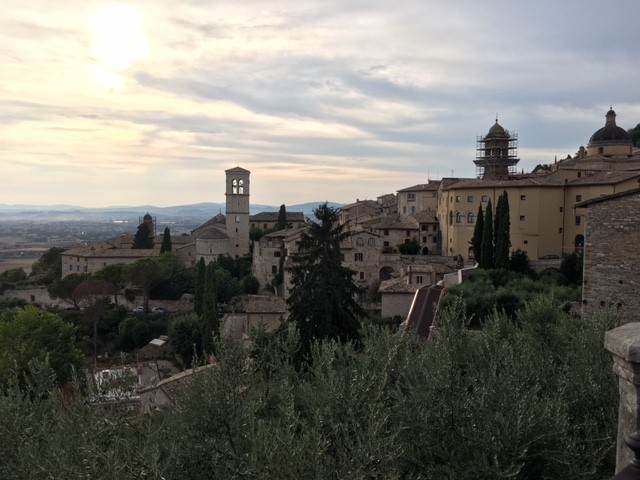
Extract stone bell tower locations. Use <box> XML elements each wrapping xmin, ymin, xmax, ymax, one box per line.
<box><xmin>225</xmin><ymin>166</ymin><xmax>251</xmax><ymax>258</ymax></box>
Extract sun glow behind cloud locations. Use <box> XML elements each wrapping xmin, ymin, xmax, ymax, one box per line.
<box><xmin>89</xmin><ymin>3</ymin><xmax>148</xmax><ymax>89</ymax></box>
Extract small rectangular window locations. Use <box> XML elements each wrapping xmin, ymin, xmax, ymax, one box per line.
<box><xmin>407</xmin><ymin>193</ymin><xmax>415</xmax><ymax>201</ymax></box>
<box><xmin>274</xmin><ymin>251</ymin><xmax>281</xmax><ymax>257</ymax></box>
<box><xmin>524</xmin><ymin>240</ymin><xmax>528</xmax><ymax>245</ymax></box>
<box><xmin>519</xmin><ymin>215</ymin><xmax>525</xmax><ymax>221</ymax></box>
<box><xmin>422</xmin><ymin>236</ymin><xmax>427</xmax><ymax>243</ymax></box>
<box><xmin>406</xmin><ymin>230</ymin><xmax>411</xmax><ymax>236</ymax></box>
<box><xmin>559</xmin><ymin>227</ymin><xmax>563</xmax><ymax>233</ymax></box>
<box><xmin>575</xmin><ymin>216</ymin><xmax>581</xmax><ymax>226</ymax></box>
<box><xmin>520</xmin><ymin>195</ymin><xmax>526</xmax><ymax>201</ymax></box>
<box><xmin>416</xmin><ymin>275</ymin><xmax>424</xmax><ymax>284</ymax></box>
<box><xmin>359</xmin><ymin>272</ymin><xmax>365</xmax><ymax>280</ymax></box>
<box><xmin>576</xmin><ymin>195</ymin><xmax>582</xmax><ymax>202</ymax></box>
<box><xmin>271</xmin><ymin>265</ymin><xmax>278</xmax><ymax>274</ymax></box>
<box><xmin>481</xmin><ymin>195</ymin><xmax>488</xmax><ymax>203</ymax></box>
<box><xmin>355</xmin><ymin>253</ymin><xmax>363</xmax><ymax>261</ymax></box>
<box><xmin>456</xmin><ymin>196</ymin><xmax>461</xmax><ymax>202</ymax></box>
<box><xmin>467</xmin><ymin>195</ymin><xmax>474</xmax><ymax>202</ymax></box>
<box><xmin>559</xmin><ymin>207</ymin><xmax>563</xmax><ymax>213</ymax></box>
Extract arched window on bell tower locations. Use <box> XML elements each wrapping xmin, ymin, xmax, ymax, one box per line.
<box><xmin>238</xmin><ymin>179</ymin><xmax>244</xmax><ymax>194</ymax></box>
<box><xmin>232</xmin><ymin>179</ymin><xmax>238</xmax><ymax>194</ymax></box>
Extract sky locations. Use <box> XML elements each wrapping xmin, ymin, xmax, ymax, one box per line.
<box><xmin>2</xmin><ymin>1</ymin><xmax>639</xmax><ymax>208</ymax></box>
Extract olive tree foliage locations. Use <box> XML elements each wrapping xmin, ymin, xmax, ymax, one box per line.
<box><xmin>0</xmin><ymin>306</ymin><xmax>84</xmax><ymax>388</ymax></box>
<box><xmin>287</xmin><ymin>203</ymin><xmax>364</xmax><ymax>363</ymax></box>
<box><xmin>0</xmin><ymin>296</ymin><xmax>618</xmax><ymax>479</ymax></box>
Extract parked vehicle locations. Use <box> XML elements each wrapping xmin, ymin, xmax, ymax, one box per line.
<box><xmin>132</xmin><ymin>306</ymin><xmax>144</xmax><ymax>313</ymax></box>
<box><xmin>152</xmin><ymin>307</ymin><xmax>168</xmax><ymax>315</ymax></box>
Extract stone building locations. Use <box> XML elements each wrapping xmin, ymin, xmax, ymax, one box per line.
<box><xmin>438</xmin><ymin>109</ymin><xmax>640</xmax><ymax>260</ymax></box>
<box><xmin>578</xmin><ymin>188</ymin><xmax>640</xmax><ymax>323</ymax></box>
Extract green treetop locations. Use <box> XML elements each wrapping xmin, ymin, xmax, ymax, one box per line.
<box><xmin>287</xmin><ymin>203</ymin><xmax>364</xmax><ymax>363</ymax></box>
<box><xmin>480</xmin><ymin>199</ymin><xmax>494</xmax><ymax>269</ymax></box>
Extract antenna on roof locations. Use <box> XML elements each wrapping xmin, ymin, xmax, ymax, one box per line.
<box><xmin>496</xmin><ymin>112</ymin><xmax>499</xmax><ymax>123</ymax></box>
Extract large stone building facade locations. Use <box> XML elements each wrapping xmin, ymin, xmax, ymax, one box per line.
<box><xmin>579</xmin><ymin>188</ymin><xmax>640</xmax><ymax>323</ymax></box>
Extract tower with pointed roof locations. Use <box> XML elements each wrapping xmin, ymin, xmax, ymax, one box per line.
<box><xmin>474</xmin><ymin>119</ymin><xmax>519</xmax><ymax>180</ymax></box>
<box><xmin>225</xmin><ymin>166</ymin><xmax>251</xmax><ymax>258</ymax></box>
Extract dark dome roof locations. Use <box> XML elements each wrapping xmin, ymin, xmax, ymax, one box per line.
<box><xmin>486</xmin><ymin>120</ymin><xmax>509</xmax><ymax>138</ymax></box>
<box><xmin>143</xmin><ymin>212</ymin><xmax>152</xmax><ymax>220</ymax></box>
<box><xmin>588</xmin><ymin>109</ymin><xmax>632</xmax><ymax>145</ymax></box>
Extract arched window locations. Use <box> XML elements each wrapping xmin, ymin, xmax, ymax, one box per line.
<box><xmin>467</xmin><ymin>212</ymin><xmax>475</xmax><ymax>224</ymax></box>
<box><xmin>368</xmin><ymin>238</ymin><xmax>375</xmax><ymax>246</ymax></box>
<box><xmin>455</xmin><ymin>212</ymin><xmax>462</xmax><ymax>224</ymax></box>
<box><xmin>238</xmin><ymin>179</ymin><xmax>244</xmax><ymax>194</ymax></box>
<box><xmin>232</xmin><ymin>179</ymin><xmax>238</xmax><ymax>194</ymax></box>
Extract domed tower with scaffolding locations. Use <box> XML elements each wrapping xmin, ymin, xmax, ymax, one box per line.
<box><xmin>474</xmin><ymin>118</ymin><xmax>519</xmax><ymax>180</ymax></box>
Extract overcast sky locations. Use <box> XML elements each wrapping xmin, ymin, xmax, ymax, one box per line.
<box><xmin>2</xmin><ymin>1</ymin><xmax>639</xmax><ymax>208</ymax></box>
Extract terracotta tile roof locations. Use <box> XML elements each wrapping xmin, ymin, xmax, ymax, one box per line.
<box><xmin>379</xmin><ymin>276</ymin><xmax>419</xmax><ymax>293</ymax></box>
<box><xmin>576</xmin><ymin>187</ymin><xmax>640</xmax><ymax>207</ymax></box>
<box><xmin>397</xmin><ymin>181</ymin><xmax>441</xmax><ymax>192</ymax></box>
<box><xmin>409</xmin><ymin>211</ymin><xmax>439</xmax><ymax>223</ymax></box>
<box><xmin>141</xmin><ymin>364</ymin><xmax>216</xmax><ymax>408</ymax></box>
<box><xmin>236</xmin><ymin>295</ymin><xmax>286</xmax><ymax>314</ymax></box>
<box><xmin>567</xmin><ymin>170</ymin><xmax>640</xmax><ymax>186</ymax></box>
<box><xmin>195</xmin><ymin>226</ymin><xmax>228</xmax><ymax>240</ymax></box>
<box><xmin>250</xmin><ymin>211</ymin><xmax>305</xmax><ymax>222</ymax></box>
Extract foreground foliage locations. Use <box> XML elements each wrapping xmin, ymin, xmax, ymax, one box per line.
<box><xmin>0</xmin><ymin>297</ymin><xmax>618</xmax><ymax>479</ymax></box>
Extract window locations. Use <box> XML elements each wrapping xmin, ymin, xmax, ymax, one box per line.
<box><xmin>575</xmin><ymin>195</ymin><xmax>582</xmax><ymax>202</ymax></box>
<box><xmin>559</xmin><ymin>207</ymin><xmax>563</xmax><ymax>213</ymax></box>
<box><xmin>402</xmin><ymin>206</ymin><xmax>407</xmax><ymax>214</ymax></box>
<box><xmin>524</xmin><ymin>240</ymin><xmax>528</xmax><ymax>245</ymax></box>
<box><xmin>383</xmin><ymin>241</ymin><xmax>390</xmax><ymax>247</ymax></box>
<box><xmin>384</xmin><ymin>229</ymin><xmax>389</xmax><ymax>236</ymax></box>
<box><xmin>520</xmin><ymin>215</ymin><xmax>525</xmax><ymax>221</ymax></box>
<box><xmin>406</xmin><ymin>230</ymin><xmax>411</xmax><ymax>237</ymax></box>
<box><xmin>559</xmin><ymin>228</ymin><xmax>563</xmax><ymax>233</ymax></box>
<box><xmin>367</xmin><ymin>238</ymin><xmax>375</xmax><ymax>246</ymax></box>
<box><xmin>421</xmin><ymin>225</ymin><xmax>428</xmax><ymax>231</ymax></box>
<box><xmin>232</xmin><ymin>179</ymin><xmax>238</xmax><ymax>194</ymax></box>
<box><xmin>449</xmin><ymin>211</ymin><xmax>453</xmax><ymax>225</ymax></box>
<box><xmin>356</xmin><ymin>237</ymin><xmax>364</xmax><ymax>246</ymax></box>
<box><xmin>577</xmin><ymin>172</ymin><xmax>582</xmax><ymax>178</ymax></box>
<box><xmin>422</xmin><ymin>236</ymin><xmax>427</xmax><ymax>243</ymax></box>
<box><xmin>359</xmin><ymin>272</ymin><xmax>365</xmax><ymax>280</ymax></box>
<box><xmin>455</xmin><ymin>212</ymin><xmax>462</xmax><ymax>224</ymax></box>
<box><xmin>355</xmin><ymin>253</ymin><xmax>363</xmax><ymax>261</ymax></box>
<box><xmin>341</xmin><ymin>253</ymin><xmax>345</xmax><ymax>261</ymax></box>
<box><xmin>411</xmin><ymin>206</ymin><xmax>416</xmax><ymax>213</ymax></box>
<box><xmin>271</xmin><ymin>265</ymin><xmax>278</xmax><ymax>274</ymax></box>
<box><xmin>467</xmin><ymin>195</ymin><xmax>474</xmax><ymax>202</ymax></box>
<box><xmin>407</xmin><ymin>193</ymin><xmax>415</xmax><ymax>201</ymax></box>
<box><xmin>575</xmin><ymin>215</ymin><xmax>581</xmax><ymax>226</ymax></box>
<box><xmin>416</xmin><ymin>275</ymin><xmax>424</xmax><ymax>284</ymax></box>
<box><xmin>455</xmin><ymin>196</ymin><xmax>461</xmax><ymax>203</ymax></box>
<box><xmin>274</xmin><ymin>251</ymin><xmax>281</xmax><ymax>257</ymax></box>
<box><xmin>481</xmin><ymin>195</ymin><xmax>488</xmax><ymax>203</ymax></box>
<box><xmin>520</xmin><ymin>195</ymin><xmax>526</xmax><ymax>201</ymax></box>
<box><xmin>467</xmin><ymin>212</ymin><xmax>475</xmax><ymax>224</ymax></box>
<box><xmin>238</xmin><ymin>179</ymin><xmax>244</xmax><ymax>194</ymax></box>
<box><xmin>235</xmin><ymin>215</ymin><xmax>240</xmax><ymax>223</ymax></box>
<box><xmin>433</xmin><ymin>225</ymin><xmax>438</xmax><ymax>231</ymax></box>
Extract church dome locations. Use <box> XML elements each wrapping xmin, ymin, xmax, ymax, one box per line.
<box><xmin>486</xmin><ymin>120</ymin><xmax>509</xmax><ymax>139</ymax></box>
<box><xmin>588</xmin><ymin>109</ymin><xmax>632</xmax><ymax>145</ymax></box>
<box><xmin>143</xmin><ymin>212</ymin><xmax>153</xmax><ymax>221</ymax></box>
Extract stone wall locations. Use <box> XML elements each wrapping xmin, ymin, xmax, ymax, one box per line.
<box><xmin>582</xmin><ymin>192</ymin><xmax>640</xmax><ymax>323</ymax></box>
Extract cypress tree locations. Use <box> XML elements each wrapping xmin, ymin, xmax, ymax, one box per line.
<box><xmin>480</xmin><ymin>199</ymin><xmax>494</xmax><ymax>269</ymax></box>
<box><xmin>470</xmin><ymin>204</ymin><xmax>484</xmax><ymax>263</ymax></box>
<box><xmin>194</xmin><ymin>258</ymin><xmax>205</xmax><ymax>316</ymax></box>
<box><xmin>160</xmin><ymin>227</ymin><xmax>172</xmax><ymax>254</ymax></box>
<box><xmin>132</xmin><ymin>221</ymin><xmax>153</xmax><ymax>249</ymax></box>
<box><xmin>201</xmin><ymin>262</ymin><xmax>219</xmax><ymax>355</ymax></box>
<box><xmin>277</xmin><ymin>204</ymin><xmax>287</xmax><ymax>230</ymax></box>
<box><xmin>494</xmin><ymin>191</ymin><xmax>511</xmax><ymax>270</ymax></box>
<box><xmin>287</xmin><ymin>203</ymin><xmax>364</xmax><ymax>364</ymax></box>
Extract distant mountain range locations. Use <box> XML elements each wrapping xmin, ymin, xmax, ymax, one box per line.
<box><xmin>0</xmin><ymin>202</ymin><xmax>345</xmax><ymax>223</ymax></box>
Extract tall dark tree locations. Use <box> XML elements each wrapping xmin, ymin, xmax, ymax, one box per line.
<box><xmin>201</xmin><ymin>263</ymin><xmax>219</xmax><ymax>355</ymax></box>
<box><xmin>287</xmin><ymin>203</ymin><xmax>364</xmax><ymax>363</ymax></box>
<box><xmin>494</xmin><ymin>190</ymin><xmax>511</xmax><ymax>270</ymax></box>
<box><xmin>470</xmin><ymin>204</ymin><xmax>484</xmax><ymax>263</ymax></box>
<box><xmin>160</xmin><ymin>227</ymin><xmax>172</xmax><ymax>254</ymax></box>
<box><xmin>480</xmin><ymin>200</ymin><xmax>494</xmax><ymax>269</ymax></box>
<box><xmin>277</xmin><ymin>204</ymin><xmax>287</xmax><ymax>230</ymax></box>
<box><xmin>132</xmin><ymin>219</ymin><xmax>154</xmax><ymax>249</ymax></box>
<box><xmin>194</xmin><ymin>258</ymin><xmax>206</xmax><ymax>316</ymax></box>
<box><xmin>126</xmin><ymin>257</ymin><xmax>165</xmax><ymax>313</ymax></box>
